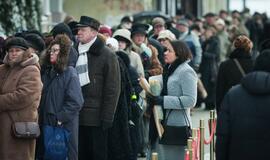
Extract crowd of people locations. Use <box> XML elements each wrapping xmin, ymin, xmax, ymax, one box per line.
<box><xmin>0</xmin><ymin>7</ymin><xmax>270</xmax><ymax>160</ymax></box>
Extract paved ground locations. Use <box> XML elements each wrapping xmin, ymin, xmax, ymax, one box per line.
<box><xmin>138</xmin><ymin>107</ymin><xmax>215</xmax><ymax>160</ymax></box>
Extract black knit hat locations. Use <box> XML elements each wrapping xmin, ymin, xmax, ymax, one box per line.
<box><xmin>51</xmin><ymin>23</ymin><xmax>73</xmax><ymax>40</ymax></box>
<box><xmin>24</xmin><ymin>33</ymin><xmax>45</xmax><ymax>52</ymax></box>
<box><xmin>67</xmin><ymin>21</ymin><xmax>79</xmax><ymax>35</ymax></box>
<box><xmin>131</xmin><ymin>23</ymin><xmax>149</xmax><ymax>37</ymax></box>
<box><xmin>76</xmin><ymin>16</ymin><xmax>100</xmax><ymax>31</ymax></box>
<box><xmin>5</xmin><ymin>37</ymin><xmax>29</xmax><ymax>50</ymax></box>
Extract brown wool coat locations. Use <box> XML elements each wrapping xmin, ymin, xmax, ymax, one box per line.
<box><xmin>0</xmin><ymin>53</ymin><xmax>42</xmax><ymax>160</ymax></box>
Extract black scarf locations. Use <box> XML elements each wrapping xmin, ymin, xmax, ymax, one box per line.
<box><xmin>161</xmin><ymin>58</ymin><xmax>185</xmax><ymax>96</ymax></box>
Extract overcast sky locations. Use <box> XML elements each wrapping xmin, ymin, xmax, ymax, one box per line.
<box><xmin>230</xmin><ymin>0</ymin><xmax>270</xmax><ymax>15</ymax></box>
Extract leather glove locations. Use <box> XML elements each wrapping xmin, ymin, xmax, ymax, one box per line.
<box><xmin>147</xmin><ymin>94</ymin><xmax>164</xmax><ymax>106</ymax></box>
<box><xmin>101</xmin><ymin>120</ymin><xmax>113</xmax><ymax>130</ymax></box>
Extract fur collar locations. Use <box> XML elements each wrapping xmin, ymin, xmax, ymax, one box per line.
<box><xmin>3</xmin><ymin>50</ymin><xmax>39</xmax><ymax>69</ymax></box>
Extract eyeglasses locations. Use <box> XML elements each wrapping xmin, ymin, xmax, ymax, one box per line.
<box><xmin>49</xmin><ymin>49</ymin><xmax>60</xmax><ymax>54</ymax></box>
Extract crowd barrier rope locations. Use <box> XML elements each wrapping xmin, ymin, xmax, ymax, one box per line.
<box><xmin>154</xmin><ymin>110</ymin><xmax>217</xmax><ymax>160</ymax></box>
<box><xmin>185</xmin><ymin>110</ymin><xmax>217</xmax><ymax>160</ymax></box>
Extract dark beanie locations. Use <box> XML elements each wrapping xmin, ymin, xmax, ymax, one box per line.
<box><xmin>51</xmin><ymin>23</ymin><xmax>73</xmax><ymax>40</ymax></box>
<box><xmin>24</xmin><ymin>33</ymin><xmax>45</xmax><ymax>52</ymax></box>
<box><xmin>67</xmin><ymin>21</ymin><xmax>78</xmax><ymax>35</ymax></box>
<box><xmin>5</xmin><ymin>37</ymin><xmax>29</xmax><ymax>51</ymax></box>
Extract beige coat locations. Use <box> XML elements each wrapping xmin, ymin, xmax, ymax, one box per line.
<box><xmin>0</xmin><ymin>53</ymin><xmax>42</xmax><ymax>160</ymax></box>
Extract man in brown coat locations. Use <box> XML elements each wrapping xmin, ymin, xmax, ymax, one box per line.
<box><xmin>0</xmin><ymin>37</ymin><xmax>43</xmax><ymax>160</ymax></box>
<box><xmin>75</xmin><ymin>16</ymin><xmax>121</xmax><ymax>160</ymax></box>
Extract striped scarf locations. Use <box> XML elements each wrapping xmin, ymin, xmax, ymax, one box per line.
<box><xmin>75</xmin><ymin>39</ymin><xmax>96</xmax><ymax>86</ymax></box>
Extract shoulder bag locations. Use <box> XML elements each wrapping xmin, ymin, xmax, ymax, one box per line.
<box><xmin>233</xmin><ymin>59</ymin><xmax>246</xmax><ymax>77</ymax></box>
<box><xmin>159</xmin><ymin>97</ymin><xmax>192</xmax><ymax>145</ymax></box>
<box><xmin>0</xmin><ymin>70</ymin><xmax>40</xmax><ymax>139</ymax></box>
<box><xmin>7</xmin><ymin>112</ymin><xmax>40</xmax><ymax>139</ymax></box>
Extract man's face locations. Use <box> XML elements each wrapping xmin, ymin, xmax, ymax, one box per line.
<box><xmin>154</xmin><ymin>24</ymin><xmax>165</xmax><ymax>35</ymax></box>
<box><xmin>77</xmin><ymin>26</ymin><xmax>97</xmax><ymax>44</ymax></box>
<box><xmin>176</xmin><ymin>24</ymin><xmax>188</xmax><ymax>33</ymax></box>
<box><xmin>132</xmin><ymin>33</ymin><xmax>146</xmax><ymax>46</ymax></box>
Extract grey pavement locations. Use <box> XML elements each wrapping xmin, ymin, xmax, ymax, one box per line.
<box><xmin>138</xmin><ymin>106</ymin><xmax>215</xmax><ymax>160</ymax></box>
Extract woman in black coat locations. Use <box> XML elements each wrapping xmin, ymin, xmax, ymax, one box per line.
<box><xmin>37</xmin><ymin>34</ymin><xmax>84</xmax><ymax>160</ymax></box>
<box><xmin>199</xmin><ymin>26</ymin><xmax>220</xmax><ymax>110</ymax></box>
<box><xmin>216</xmin><ymin>35</ymin><xmax>254</xmax><ymax>112</ymax></box>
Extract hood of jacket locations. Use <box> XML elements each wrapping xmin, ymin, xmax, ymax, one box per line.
<box><xmin>241</xmin><ymin>71</ymin><xmax>270</xmax><ymax>95</ymax></box>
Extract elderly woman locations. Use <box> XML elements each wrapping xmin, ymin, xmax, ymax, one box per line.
<box><xmin>0</xmin><ymin>37</ymin><xmax>43</xmax><ymax>160</ymax></box>
<box><xmin>148</xmin><ymin>40</ymin><xmax>197</xmax><ymax>160</ymax></box>
<box><xmin>37</xmin><ymin>34</ymin><xmax>84</xmax><ymax>160</ymax></box>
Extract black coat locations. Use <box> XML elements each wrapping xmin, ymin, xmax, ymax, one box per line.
<box><xmin>108</xmin><ymin>58</ymin><xmax>132</xmax><ymax>160</ymax></box>
<box><xmin>216</xmin><ymin>48</ymin><xmax>254</xmax><ymax>112</ymax></box>
<box><xmin>199</xmin><ymin>36</ymin><xmax>220</xmax><ymax>107</ymax></box>
<box><xmin>216</xmin><ymin>71</ymin><xmax>270</xmax><ymax>160</ymax></box>
<box><xmin>77</xmin><ymin>37</ymin><xmax>121</xmax><ymax>126</ymax></box>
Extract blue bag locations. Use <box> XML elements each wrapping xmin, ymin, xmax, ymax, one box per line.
<box><xmin>43</xmin><ymin>125</ymin><xmax>70</xmax><ymax>160</ymax></box>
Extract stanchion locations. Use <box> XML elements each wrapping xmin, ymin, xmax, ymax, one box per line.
<box><xmin>192</xmin><ymin>128</ymin><xmax>199</xmax><ymax>160</ymax></box>
<box><xmin>209</xmin><ymin>110</ymin><xmax>215</xmax><ymax>160</ymax></box>
<box><xmin>151</xmin><ymin>152</ymin><xmax>158</xmax><ymax>160</ymax></box>
<box><xmin>188</xmin><ymin>138</ymin><xmax>193</xmax><ymax>160</ymax></box>
<box><xmin>200</xmin><ymin>119</ymin><xmax>205</xmax><ymax>160</ymax></box>
<box><xmin>185</xmin><ymin>149</ymin><xmax>190</xmax><ymax>160</ymax></box>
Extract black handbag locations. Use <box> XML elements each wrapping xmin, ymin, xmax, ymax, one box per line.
<box><xmin>159</xmin><ymin>97</ymin><xmax>192</xmax><ymax>145</ymax></box>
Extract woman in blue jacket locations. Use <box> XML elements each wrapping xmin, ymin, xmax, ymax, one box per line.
<box><xmin>37</xmin><ymin>34</ymin><xmax>84</xmax><ymax>160</ymax></box>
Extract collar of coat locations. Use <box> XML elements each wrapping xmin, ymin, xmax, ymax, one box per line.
<box><xmin>229</xmin><ymin>48</ymin><xmax>252</xmax><ymax>59</ymax></box>
<box><xmin>3</xmin><ymin>51</ymin><xmax>40</xmax><ymax>69</ymax></box>
<box><xmin>76</xmin><ymin>35</ymin><xmax>105</xmax><ymax>56</ymax></box>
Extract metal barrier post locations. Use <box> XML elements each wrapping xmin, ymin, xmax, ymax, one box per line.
<box><xmin>200</xmin><ymin>119</ymin><xmax>205</xmax><ymax>160</ymax></box>
<box><xmin>188</xmin><ymin>138</ymin><xmax>193</xmax><ymax>160</ymax></box>
<box><xmin>185</xmin><ymin>149</ymin><xmax>190</xmax><ymax>160</ymax></box>
<box><xmin>210</xmin><ymin>110</ymin><xmax>215</xmax><ymax>160</ymax></box>
<box><xmin>151</xmin><ymin>152</ymin><xmax>158</xmax><ymax>160</ymax></box>
<box><xmin>192</xmin><ymin>128</ymin><xmax>198</xmax><ymax>159</ymax></box>
<box><xmin>192</xmin><ymin>128</ymin><xmax>197</xmax><ymax>139</ymax></box>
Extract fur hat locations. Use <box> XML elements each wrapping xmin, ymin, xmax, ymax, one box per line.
<box><xmin>24</xmin><ymin>33</ymin><xmax>45</xmax><ymax>53</ymax></box>
<box><xmin>5</xmin><ymin>37</ymin><xmax>29</xmax><ymax>51</ymax></box>
<box><xmin>77</xmin><ymin>16</ymin><xmax>100</xmax><ymax>31</ymax></box>
<box><xmin>233</xmin><ymin>35</ymin><xmax>253</xmax><ymax>52</ymax></box>
<box><xmin>43</xmin><ymin>34</ymin><xmax>71</xmax><ymax>73</ymax></box>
